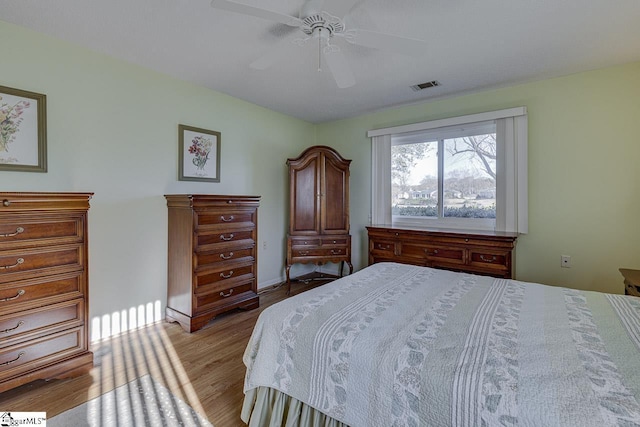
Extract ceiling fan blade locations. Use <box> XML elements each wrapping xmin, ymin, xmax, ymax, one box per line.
<box><xmin>211</xmin><ymin>0</ymin><xmax>303</xmax><ymax>27</ymax></box>
<box><xmin>349</xmin><ymin>29</ymin><xmax>428</xmax><ymax>56</ymax></box>
<box><xmin>323</xmin><ymin>49</ymin><xmax>355</xmax><ymax>88</ymax></box>
<box><xmin>322</xmin><ymin>0</ymin><xmax>360</xmax><ymax>18</ymax></box>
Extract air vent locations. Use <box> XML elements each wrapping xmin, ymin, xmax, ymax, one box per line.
<box><xmin>410</xmin><ymin>80</ymin><xmax>440</xmax><ymax>92</ymax></box>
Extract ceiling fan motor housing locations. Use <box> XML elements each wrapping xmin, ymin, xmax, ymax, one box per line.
<box><xmin>301</xmin><ymin>13</ymin><xmax>345</xmax><ymax>37</ymax></box>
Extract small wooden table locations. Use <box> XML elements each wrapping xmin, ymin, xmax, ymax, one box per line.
<box><xmin>620</xmin><ymin>268</ymin><xmax>640</xmax><ymax>296</ymax></box>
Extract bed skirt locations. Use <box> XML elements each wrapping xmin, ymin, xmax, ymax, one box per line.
<box><xmin>241</xmin><ymin>387</ymin><xmax>349</xmax><ymax>427</ymax></box>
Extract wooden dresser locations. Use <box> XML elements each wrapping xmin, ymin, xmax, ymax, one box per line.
<box><xmin>165</xmin><ymin>195</ymin><xmax>260</xmax><ymax>332</ymax></box>
<box><xmin>0</xmin><ymin>192</ymin><xmax>93</xmax><ymax>392</ymax></box>
<box><xmin>620</xmin><ymin>268</ymin><xmax>640</xmax><ymax>296</ymax></box>
<box><xmin>286</xmin><ymin>146</ymin><xmax>353</xmax><ymax>293</ymax></box>
<box><xmin>367</xmin><ymin>225</ymin><xmax>518</xmax><ymax>279</ymax></box>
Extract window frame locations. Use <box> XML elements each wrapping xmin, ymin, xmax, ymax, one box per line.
<box><xmin>391</xmin><ymin>120</ymin><xmax>498</xmax><ymax>230</ymax></box>
<box><xmin>369</xmin><ymin>107</ymin><xmax>528</xmax><ymax>233</ymax></box>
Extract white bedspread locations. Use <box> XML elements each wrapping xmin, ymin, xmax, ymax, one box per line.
<box><xmin>244</xmin><ymin>262</ymin><xmax>640</xmax><ymax>426</ymax></box>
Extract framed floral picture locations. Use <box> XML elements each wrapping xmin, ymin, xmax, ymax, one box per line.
<box><xmin>178</xmin><ymin>124</ymin><xmax>221</xmax><ymax>182</ymax></box>
<box><xmin>0</xmin><ymin>85</ymin><xmax>47</xmax><ymax>172</ymax></box>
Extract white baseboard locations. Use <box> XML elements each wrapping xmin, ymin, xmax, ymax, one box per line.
<box><xmin>257</xmin><ymin>276</ymin><xmax>285</xmax><ymax>291</ymax></box>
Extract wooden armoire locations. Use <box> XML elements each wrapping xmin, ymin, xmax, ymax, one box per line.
<box><xmin>285</xmin><ymin>146</ymin><xmax>352</xmax><ymax>293</ymax></box>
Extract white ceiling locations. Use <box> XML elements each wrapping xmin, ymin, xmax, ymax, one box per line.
<box><xmin>1</xmin><ymin>0</ymin><xmax>639</xmax><ymax>123</ymax></box>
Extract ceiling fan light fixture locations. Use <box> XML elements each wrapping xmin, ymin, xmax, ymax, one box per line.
<box><xmin>411</xmin><ymin>80</ymin><xmax>441</xmax><ymax>92</ymax></box>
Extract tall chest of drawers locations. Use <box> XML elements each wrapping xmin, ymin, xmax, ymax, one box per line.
<box><xmin>165</xmin><ymin>195</ymin><xmax>260</xmax><ymax>333</ymax></box>
<box><xmin>0</xmin><ymin>192</ymin><xmax>93</xmax><ymax>392</ymax></box>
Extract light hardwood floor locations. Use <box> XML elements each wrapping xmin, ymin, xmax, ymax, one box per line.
<box><xmin>0</xmin><ymin>281</ymin><xmax>324</xmax><ymax>427</ymax></box>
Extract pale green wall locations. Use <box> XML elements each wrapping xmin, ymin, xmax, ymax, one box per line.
<box><xmin>0</xmin><ymin>21</ymin><xmax>315</xmax><ymax>339</ymax></box>
<box><xmin>3</xmin><ymin>19</ymin><xmax>638</xmax><ymax>341</ymax></box>
<box><xmin>317</xmin><ymin>61</ymin><xmax>640</xmax><ymax>294</ymax></box>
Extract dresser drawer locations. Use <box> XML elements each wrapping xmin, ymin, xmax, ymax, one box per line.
<box><xmin>468</xmin><ymin>250</ymin><xmax>510</xmax><ymax>271</ymax></box>
<box><xmin>321</xmin><ymin>237</ymin><xmax>349</xmax><ymax>246</ymax></box>
<box><xmin>197</xmin><ymin>229</ymin><xmax>255</xmax><ymax>249</ymax></box>
<box><xmin>194</xmin><ymin>282</ymin><xmax>254</xmax><ymax>312</ymax></box>
<box><xmin>0</xmin><ymin>272</ymin><xmax>86</xmax><ymax>315</ymax></box>
<box><xmin>0</xmin><ymin>299</ymin><xmax>84</xmax><ymax>347</ymax></box>
<box><xmin>0</xmin><ymin>244</ymin><xmax>83</xmax><ymax>284</ymax></box>
<box><xmin>292</xmin><ymin>247</ymin><xmax>348</xmax><ymax>258</ymax></box>
<box><xmin>0</xmin><ymin>327</ymin><xmax>85</xmax><ymax>382</ymax></box>
<box><xmin>195</xmin><ymin>262</ymin><xmax>255</xmax><ymax>290</ymax></box>
<box><xmin>0</xmin><ymin>272</ymin><xmax>84</xmax><ymax>315</ymax></box>
<box><xmin>290</xmin><ymin>238</ymin><xmax>321</xmax><ymax>248</ymax></box>
<box><xmin>195</xmin><ymin>210</ymin><xmax>256</xmax><ymax>228</ymax></box>
<box><xmin>369</xmin><ymin>239</ymin><xmax>395</xmax><ymax>256</ymax></box>
<box><xmin>401</xmin><ymin>243</ymin><xmax>465</xmax><ymax>265</ymax></box>
<box><xmin>195</xmin><ymin>246</ymin><xmax>254</xmax><ymax>270</ymax></box>
<box><xmin>0</xmin><ymin>215</ymin><xmax>84</xmax><ymax>250</ymax></box>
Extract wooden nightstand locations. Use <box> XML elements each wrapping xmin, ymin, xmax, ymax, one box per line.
<box><xmin>620</xmin><ymin>268</ymin><xmax>640</xmax><ymax>296</ymax></box>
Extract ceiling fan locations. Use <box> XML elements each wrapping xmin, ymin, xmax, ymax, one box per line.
<box><xmin>210</xmin><ymin>0</ymin><xmax>428</xmax><ymax>88</ymax></box>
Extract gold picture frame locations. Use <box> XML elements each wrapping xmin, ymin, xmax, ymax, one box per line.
<box><xmin>0</xmin><ymin>85</ymin><xmax>47</xmax><ymax>172</ymax></box>
<box><xmin>178</xmin><ymin>124</ymin><xmax>221</xmax><ymax>182</ymax></box>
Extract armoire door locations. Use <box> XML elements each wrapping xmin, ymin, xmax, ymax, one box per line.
<box><xmin>320</xmin><ymin>153</ymin><xmax>350</xmax><ymax>234</ymax></box>
<box><xmin>289</xmin><ymin>151</ymin><xmax>321</xmax><ymax>235</ymax></box>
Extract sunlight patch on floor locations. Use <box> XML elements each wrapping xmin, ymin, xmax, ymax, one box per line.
<box><xmin>84</xmin><ymin>302</ymin><xmax>208</xmax><ymax>424</ymax></box>
<box><xmin>90</xmin><ymin>301</ymin><xmax>163</xmax><ymax>342</ymax></box>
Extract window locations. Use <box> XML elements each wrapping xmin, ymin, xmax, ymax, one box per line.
<box><xmin>369</xmin><ymin>107</ymin><xmax>528</xmax><ymax>233</ymax></box>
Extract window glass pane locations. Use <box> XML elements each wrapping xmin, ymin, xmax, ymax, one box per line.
<box><xmin>443</xmin><ymin>134</ymin><xmax>496</xmax><ymax>218</ymax></box>
<box><xmin>391</xmin><ymin>141</ymin><xmax>438</xmax><ymax>217</ymax></box>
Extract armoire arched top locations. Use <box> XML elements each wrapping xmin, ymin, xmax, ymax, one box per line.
<box><xmin>286</xmin><ymin>145</ymin><xmax>352</xmax><ymax>166</ymax></box>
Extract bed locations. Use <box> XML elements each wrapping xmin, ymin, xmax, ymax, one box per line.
<box><xmin>241</xmin><ymin>262</ymin><xmax>640</xmax><ymax>426</ymax></box>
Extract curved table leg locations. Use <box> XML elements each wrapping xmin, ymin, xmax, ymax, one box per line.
<box><xmin>286</xmin><ymin>264</ymin><xmax>292</xmax><ymax>295</ymax></box>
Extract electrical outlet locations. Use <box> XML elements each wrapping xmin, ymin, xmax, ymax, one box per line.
<box><xmin>561</xmin><ymin>255</ymin><xmax>571</xmax><ymax>268</ymax></box>
<box><xmin>263</xmin><ymin>241</ymin><xmax>267</xmax><ymax>250</ymax></box>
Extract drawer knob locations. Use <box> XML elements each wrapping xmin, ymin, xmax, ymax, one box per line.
<box><xmin>1</xmin><ymin>320</ymin><xmax>24</xmax><ymax>334</ymax></box>
<box><xmin>220</xmin><ymin>233</ymin><xmax>234</xmax><ymax>241</ymax></box>
<box><xmin>480</xmin><ymin>255</ymin><xmax>497</xmax><ymax>262</ymax></box>
<box><xmin>0</xmin><ymin>289</ymin><xmax>25</xmax><ymax>302</ymax></box>
<box><xmin>425</xmin><ymin>249</ymin><xmax>438</xmax><ymax>255</ymax></box>
<box><xmin>220</xmin><ymin>289</ymin><xmax>234</xmax><ymax>298</ymax></box>
<box><xmin>220</xmin><ymin>270</ymin><xmax>234</xmax><ymax>279</ymax></box>
<box><xmin>299</xmin><ymin>250</ymin><xmax>309</xmax><ymax>256</ymax></box>
<box><xmin>0</xmin><ymin>351</ymin><xmax>25</xmax><ymax>366</ymax></box>
<box><xmin>0</xmin><ymin>226</ymin><xmax>24</xmax><ymax>238</ymax></box>
<box><xmin>1</xmin><ymin>258</ymin><xmax>24</xmax><ymax>270</ymax></box>
<box><xmin>2</xmin><ymin>199</ymin><xmax>10</xmax><ymax>207</ymax></box>
<box><xmin>220</xmin><ymin>215</ymin><xmax>235</xmax><ymax>222</ymax></box>
<box><xmin>219</xmin><ymin>252</ymin><xmax>234</xmax><ymax>260</ymax></box>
